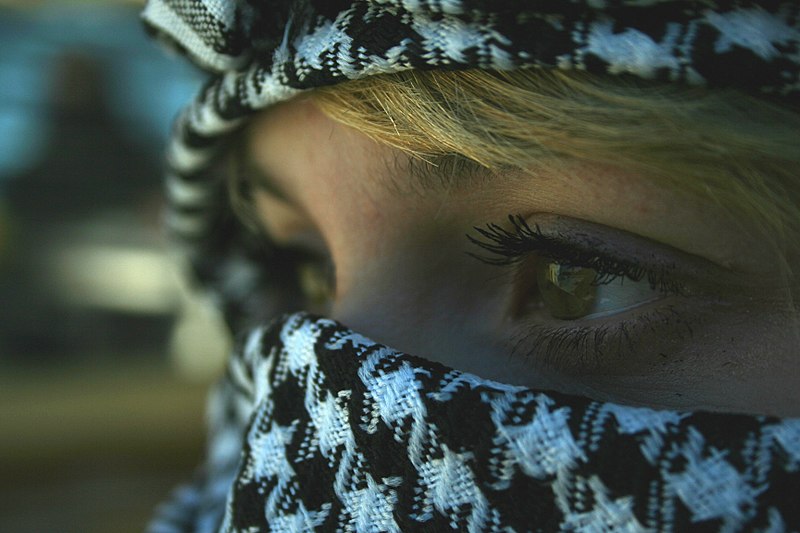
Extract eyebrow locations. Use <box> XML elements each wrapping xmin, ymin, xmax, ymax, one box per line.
<box><xmin>400</xmin><ymin>153</ymin><xmax>499</xmax><ymax>195</ymax></box>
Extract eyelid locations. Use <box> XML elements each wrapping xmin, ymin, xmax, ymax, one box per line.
<box><xmin>237</xmin><ymin>144</ymin><xmax>331</xmax><ymax>258</ymax></box>
<box><xmin>250</xmin><ymin>190</ymin><xmax>331</xmax><ymax>260</ymax></box>
<box><xmin>467</xmin><ymin>212</ymin><xmax>764</xmax><ymax>306</ymax></box>
<box><xmin>508</xmin><ymin>303</ymin><xmax>697</xmax><ymax>375</ymax></box>
<box><xmin>246</xmin><ymin>165</ymin><xmax>294</xmax><ymax>205</ymax></box>
<box><xmin>236</xmin><ymin>135</ymin><xmax>296</xmax><ymax>206</ymax></box>
<box><xmin>252</xmin><ymin>190</ymin><xmax>305</xmax><ymax>239</ymax></box>
<box><xmin>518</xmin><ymin>213</ymin><xmax>750</xmax><ymax>291</ymax></box>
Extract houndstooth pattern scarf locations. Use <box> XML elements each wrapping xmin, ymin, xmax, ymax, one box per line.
<box><xmin>142</xmin><ymin>1</ymin><xmax>800</xmax><ymax>531</ymax></box>
<box><xmin>148</xmin><ymin>313</ymin><xmax>800</xmax><ymax>532</ymax></box>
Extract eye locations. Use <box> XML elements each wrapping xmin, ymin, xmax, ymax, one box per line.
<box><xmin>468</xmin><ymin>213</ymin><xmax>685</xmax><ymax>306</ymax></box>
<box><xmin>466</xmin><ymin>214</ymin><xmax>708</xmax><ymax>368</ymax></box>
<box><xmin>240</xmin><ymin>182</ymin><xmax>336</xmax><ymax>312</ymax></box>
<box><xmin>296</xmin><ymin>254</ymin><xmax>335</xmax><ymax>311</ymax></box>
<box><xmin>535</xmin><ymin>262</ymin><xmax>596</xmax><ymax>319</ymax></box>
<box><xmin>526</xmin><ymin>260</ymin><xmax>662</xmax><ymax>320</ymax></box>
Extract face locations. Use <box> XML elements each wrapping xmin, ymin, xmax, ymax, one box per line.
<box><xmin>242</xmin><ymin>96</ymin><xmax>800</xmax><ymax>417</ymax></box>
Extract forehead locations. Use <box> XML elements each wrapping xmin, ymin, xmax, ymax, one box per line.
<box><xmin>243</xmin><ymin>96</ymin><xmax>781</xmax><ymax>276</ymax></box>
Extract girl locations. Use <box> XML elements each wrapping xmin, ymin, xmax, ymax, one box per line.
<box><xmin>144</xmin><ymin>1</ymin><xmax>800</xmax><ymax>530</ymax></box>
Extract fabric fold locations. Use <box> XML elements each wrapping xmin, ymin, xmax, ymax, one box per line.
<box><xmin>148</xmin><ymin>313</ymin><xmax>800</xmax><ymax>532</ymax></box>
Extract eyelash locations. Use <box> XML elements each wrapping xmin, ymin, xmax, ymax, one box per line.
<box><xmin>509</xmin><ymin>305</ymin><xmax>695</xmax><ymax>371</ymax></box>
<box><xmin>467</xmin><ymin>214</ymin><xmax>691</xmax><ymax>368</ymax></box>
<box><xmin>467</xmin><ymin>214</ymin><xmax>684</xmax><ymax>293</ymax></box>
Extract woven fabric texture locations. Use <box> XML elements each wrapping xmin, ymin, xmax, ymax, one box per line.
<box><xmin>148</xmin><ymin>313</ymin><xmax>800</xmax><ymax>532</ymax></box>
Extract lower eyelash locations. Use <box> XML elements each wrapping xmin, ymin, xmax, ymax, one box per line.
<box><xmin>509</xmin><ymin>305</ymin><xmax>695</xmax><ymax>372</ymax></box>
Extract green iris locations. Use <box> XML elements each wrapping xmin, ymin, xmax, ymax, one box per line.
<box><xmin>537</xmin><ymin>262</ymin><xmax>598</xmax><ymax>320</ymax></box>
<box><xmin>298</xmin><ymin>261</ymin><xmax>334</xmax><ymax>307</ymax></box>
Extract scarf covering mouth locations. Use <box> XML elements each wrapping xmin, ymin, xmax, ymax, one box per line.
<box><xmin>147</xmin><ymin>313</ymin><xmax>800</xmax><ymax>532</ymax></box>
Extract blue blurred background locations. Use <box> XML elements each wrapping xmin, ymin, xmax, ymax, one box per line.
<box><xmin>0</xmin><ymin>2</ymin><xmax>232</xmax><ymax>531</ymax></box>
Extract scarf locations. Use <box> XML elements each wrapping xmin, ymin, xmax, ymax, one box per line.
<box><xmin>141</xmin><ymin>1</ymin><xmax>800</xmax><ymax>531</ymax></box>
<box><xmin>149</xmin><ymin>313</ymin><xmax>799</xmax><ymax>531</ymax></box>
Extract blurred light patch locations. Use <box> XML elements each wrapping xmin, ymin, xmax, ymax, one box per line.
<box><xmin>0</xmin><ymin>108</ymin><xmax>49</xmax><ymax>181</ymax></box>
<box><xmin>0</xmin><ymin>3</ymin><xmax>203</xmax><ymax>180</ymax></box>
<box><xmin>48</xmin><ymin>239</ymin><xmax>231</xmax><ymax>381</ymax></box>
<box><xmin>52</xmin><ymin>244</ymin><xmax>180</xmax><ymax>313</ymax></box>
<box><xmin>169</xmin><ymin>295</ymin><xmax>231</xmax><ymax>382</ymax></box>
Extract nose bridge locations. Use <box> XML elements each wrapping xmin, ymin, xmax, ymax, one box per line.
<box><xmin>320</xmin><ymin>187</ymin><xmax>416</xmax><ymax>314</ymax></box>
<box><xmin>330</xmin><ymin>254</ymin><xmax>409</xmax><ymax>327</ymax></box>
<box><xmin>326</xmin><ymin>257</ymin><xmax>516</xmax><ymax>384</ymax></box>
<box><xmin>326</xmin><ymin>212</ymin><xmax>469</xmax><ymax>338</ymax></box>
<box><xmin>327</xmin><ymin>239</ymin><xmax>437</xmax><ymax>349</ymax></box>
<box><xmin>326</xmin><ymin>238</ymin><xmax>466</xmax><ymax>348</ymax></box>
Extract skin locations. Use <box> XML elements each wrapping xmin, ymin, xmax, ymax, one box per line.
<box><xmin>244</xmin><ymin>96</ymin><xmax>800</xmax><ymax>417</ymax></box>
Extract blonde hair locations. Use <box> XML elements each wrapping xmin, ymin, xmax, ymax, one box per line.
<box><xmin>311</xmin><ymin>69</ymin><xmax>800</xmax><ymax>251</ymax></box>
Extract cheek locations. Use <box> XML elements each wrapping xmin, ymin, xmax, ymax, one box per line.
<box><xmin>558</xmin><ymin>305</ymin><xmax>800</xmax><ymax>416</ymax></box>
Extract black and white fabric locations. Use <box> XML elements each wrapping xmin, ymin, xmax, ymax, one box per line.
<box><xmin>141</xmin><ymin>1</ymin><xmax>800</xmax><ymax>531</ymax></box>
<box><xmin>149</xmin><ymin>313</ymin><xmax>800</xmax><ymax>532</ymax></box>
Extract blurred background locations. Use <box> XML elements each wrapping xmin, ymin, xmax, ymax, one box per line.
<box><xmin>0</xmin><ymin>1</ymin><xmax>233</xmax><ymax>531</ymax></box>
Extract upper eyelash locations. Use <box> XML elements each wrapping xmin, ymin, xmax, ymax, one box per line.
<box><xmin>467</xmin><ymin>214</ymin><xmax>684</xmax><ymax>294</ymax></box>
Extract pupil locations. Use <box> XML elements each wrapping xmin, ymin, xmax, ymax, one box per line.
<box><xmin>537</xmin><ymin>262</ymin><xmax>597</xmax><ymax>320</ymax></box>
